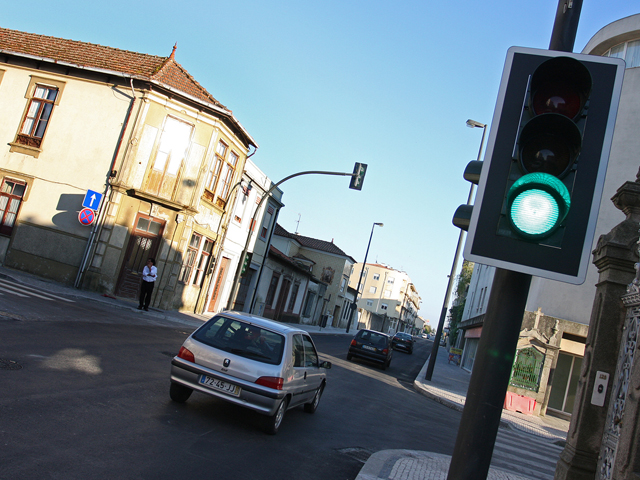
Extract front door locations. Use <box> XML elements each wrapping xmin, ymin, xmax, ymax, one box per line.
<box><xmin>273</xmin><ymin>278</ymin><xmax>291</xmax><ymax>320</ymax></box>
<box><xmin>115</xmin><ymin>214</ymin><xmax>165</xmax><ymax>299</ymax></box>
<box><xmin>207</xmin><ymin>257</ymin><xmax>230</xmax><ymax>312</ymax></box>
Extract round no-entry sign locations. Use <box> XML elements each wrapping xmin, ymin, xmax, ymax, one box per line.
<box><xmin>78</xmin><ymin>207</ymin><xmax>95</xmax><ymax>226</ymax></box>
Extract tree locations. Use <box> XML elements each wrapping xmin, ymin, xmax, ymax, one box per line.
<box><xmin>447</xmin><ymin>260</ymin><xmax>474</xmax><ymax>345</ymax></box>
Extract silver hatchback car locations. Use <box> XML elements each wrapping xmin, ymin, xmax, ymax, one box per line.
<box><xmin>170</xmin><ymin>311</ymin><xmax>331</xmax><ymax>434</ymax></box>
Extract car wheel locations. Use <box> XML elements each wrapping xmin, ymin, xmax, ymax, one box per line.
<box><xmin>169</xmin><ymin>382</ymin><xmax>193</xmax><ymax>403</ymax></box>
<box><xmin>304</xmin><ymin>383</ymin><xmax>324</xmax><ymax>414</ymax></box>
<box><xmin>264</xmin><ymin>397</ymin><xmax>289</xmax><ymax>435</ymax></box>
<box><xmin>346</xmin><ymin>353</ymin><xmax>353</xmax><ymax>361</ymax></box>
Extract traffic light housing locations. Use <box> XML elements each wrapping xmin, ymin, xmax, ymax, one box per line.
<box><xmin>463</xmin><ymin>47</ymin><xmax>625</xmax><ymax>284</ymax></box>
<box><xmin>349</xmin><ymin>162</ymin><xmax>367</xmax><ymax>190</ymax></box>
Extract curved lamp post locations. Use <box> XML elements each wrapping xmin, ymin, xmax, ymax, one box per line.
<box><xmin>425</xmin><ymin>119</ymin><xmax>486</xmax><ymax>381</ymax></box>
<box><xmin>347</xmin><ymin>222</ymin><xmax>383</xmax><ymax>333</ymax></box>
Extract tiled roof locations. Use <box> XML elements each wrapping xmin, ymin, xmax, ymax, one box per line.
<box><xmin>274</xmin><ymin>223</ymin><xmax>354</xmax><ymax>260</ymax></box>
<box><xmin>0</xmin><ymin>27</ymin><xmax>227</xmax><ymax>110</ymax></box>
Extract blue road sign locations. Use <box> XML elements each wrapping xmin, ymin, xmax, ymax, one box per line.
<box><xmin>78</xmin><ymin>208</ymin><xmax>95</xmax><ymax>226</ymax></box>
<box><xmin>83</xmin><ymin>189</ymin><xmax>103</xmax><ymax>210</ymax></box>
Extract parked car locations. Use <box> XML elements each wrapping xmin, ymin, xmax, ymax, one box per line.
<box><xmin>347</xmin><ymin>329</ymin><xmax>393</xmax><ymax>369</ymax></box>
<box><xmin>169</xmin><ymin>311</ymin><xmax>331</xmax><ymax>434</ymax></box>
<box><xmin>391</xmin><ymin>332</ymin><xmax>414</xmax><ymax>354</ymax></box>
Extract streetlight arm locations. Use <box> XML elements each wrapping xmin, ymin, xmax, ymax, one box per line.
<box><xmin>226</xmin><ymin>169</ymin><xmax>362</xmax><ymax>311</ymax></box>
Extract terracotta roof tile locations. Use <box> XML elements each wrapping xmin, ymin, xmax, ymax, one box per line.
<box><xmin>275</xmin><ymin>223</ymin><xmax>354</xmax><ymax>260</ymax></box>
<box><xmin>0</xmin><ymin>27</ymin><xmax>226</xmax><ymax>109</ymax></box>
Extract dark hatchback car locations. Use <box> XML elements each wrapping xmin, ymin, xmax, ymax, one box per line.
<box><xmin>391</xmin><ymin>332</ymin><xmax>414</xmax><ymax>354</ymax></box>
<box><xmin>347</xmin><ymin>329</ymin><xmax>393</xmax><ymax>369</ymax></box>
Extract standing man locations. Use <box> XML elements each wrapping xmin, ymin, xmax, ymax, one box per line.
<box><xmin>138</xmin><ymin>258</ymin><xmax>157</xmax><ymax>311</ymax></box>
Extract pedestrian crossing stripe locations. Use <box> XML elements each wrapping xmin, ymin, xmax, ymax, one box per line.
<box><xmin>0</xmin><ymin>279</ymin><xmax>75</xmax><ymax>302</ymax></box>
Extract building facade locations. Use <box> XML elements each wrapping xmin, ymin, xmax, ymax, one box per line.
<box><xmin>348</xmin><ymin>263</ymin><xmax>421</xmax><ymax>335</ymax></box>
<box><xmin>270</xmin><ymin>224</ymin><xmax>355</xmax><ymax>328</ymax></box>
<box><xmin>0</xmin><ymin>27</ymin><xmax>271</xmax><ymax>315</ymax></box>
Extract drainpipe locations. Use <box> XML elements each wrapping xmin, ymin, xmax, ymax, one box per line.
<box><xmin>75</xmin><ymin>79</ymin><xmax>137</xmax><ymax>289</ymax></box>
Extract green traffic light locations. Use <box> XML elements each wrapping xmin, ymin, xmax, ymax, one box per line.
<box><xmin>507</xmin><ymin>172</ymin><xmax>570</xmax><ymax>239</ymax></box>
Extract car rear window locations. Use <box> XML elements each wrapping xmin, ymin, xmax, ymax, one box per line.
<box><xmin>193</xmin><ymin>316</ymin><xmax>285</xmax><ymax>365</ymax></box>
<box><xmin>357</xmin><ymin>330</ymin><xmax>388</xmax><ymax>347</ymax></box>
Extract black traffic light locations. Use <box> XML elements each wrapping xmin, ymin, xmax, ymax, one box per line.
<box><xmin>349</xmin><ymin>162</ymin><xmax>367</xmax><ymax>190</ymax></box>
<box><xmin>462</xmin><ymin>47</ymin><xmax>625</xmax><ymax>284</ymax></box>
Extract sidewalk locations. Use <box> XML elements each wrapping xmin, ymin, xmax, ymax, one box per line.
<box><xmin>0</xmin><ymin>265</ymin><xmax>357</xmax><ymax>334</ymax></box>
<box><xmin>1</xmin><ymin>265</ymin><xmax>569</xmax><ymax>479</ymax></box>
<box><xmin>356</xmin><ymin>346</ymin><xmax>570</xmax><ymax>480</ymax></box>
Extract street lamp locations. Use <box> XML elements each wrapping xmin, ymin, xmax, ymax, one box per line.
<box><xmin>425</xmin><ymin>119</ymin><xmax>486</xmax><ymax>381</ymax></box>
<box><xmin>346</xmin><ymin>222</ymin><xmax>383</xmax><ymax>333</ymax></box>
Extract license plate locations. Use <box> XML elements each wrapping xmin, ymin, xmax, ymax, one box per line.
<box><xmin>362</xmin><ymin>345</ymin><xmax>376</xmax><ymax>351</ymax></box>
<box><xmin>199</xmin><ymin>375</ymin><xmax>241</xmax><ymax>397</ymax></box>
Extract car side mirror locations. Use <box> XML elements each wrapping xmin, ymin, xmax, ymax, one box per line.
<box><xmin>320</xmin><ymin>361</ymin><xmax>332</xmax><ymax>369</ymax></box>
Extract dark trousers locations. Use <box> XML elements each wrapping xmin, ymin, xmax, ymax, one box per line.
<box><xmin>139</xmin><ymin>280</ymin><xmax>155</xmax><ymax>308</ymax></box>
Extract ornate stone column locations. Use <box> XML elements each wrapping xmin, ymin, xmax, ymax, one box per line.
<box><xmin>555</xmin><ymin>171</ymin><xmax>640</xmax><ymax>480</ymax></box>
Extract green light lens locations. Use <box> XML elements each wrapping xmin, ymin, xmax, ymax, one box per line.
<box><xmin>510</xmin><ymin>189</ymin><xmax>559</xmax><ymax>235</ymax></box>
<box><xmin>507</xmin><ymin>172</ymin><xmax>571</xmax><ymax>239</ymax></box>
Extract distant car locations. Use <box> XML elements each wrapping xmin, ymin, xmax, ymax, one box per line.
<box><xmin>421</xmin><ymin>333</ymin><xmax>428</xmax><ymax>339</ymax></box>
<box><xmin>169</xmin><ymin>311</ymin><xmax>331</xmax><ymax>434</ymax></box>
<box><xmin>347</xmin><ymin>329</ymin><xmax>393</xmax><ymax>370</ymax></box>
<box><xmin>391</xmin><ymin>332</ymin><xmax>414</xmax><ymax>354</ymax></box>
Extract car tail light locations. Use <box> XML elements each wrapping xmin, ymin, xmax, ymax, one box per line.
<box><xmin>256</xmin><ymin>376</ymin><xmax>284</xmax><ymax>390</ymax></box>
<box><xmin>350</xmin><ymin>339</ymin><xmax>357</xmax><ymax>346</ymax></box>
<box><xmin>178</xmin><ymin>346</ymin><xmax>195</xmax><ymax>363</ymax></box>
<box><xmin>382</xmin><ymin>348</ymin><xmax>389</xmax><ymax>355</ymax></box>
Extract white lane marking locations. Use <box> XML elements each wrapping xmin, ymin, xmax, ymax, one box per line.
<box><xmin>0</xmin><ymin>279</ymin><xmax>75</xmax><ymax>302</ymax></box>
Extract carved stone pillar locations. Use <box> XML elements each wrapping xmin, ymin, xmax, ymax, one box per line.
<box><xmin>555</xmin><ymin>172</ymin><xmax>640</xmax><ymax>480</ymax></box>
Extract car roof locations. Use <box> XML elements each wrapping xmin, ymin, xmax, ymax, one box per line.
<box><xmin>357</xmin><ymin>329</ymin><xmax>390</xmax><ymax>338</ymax></box>
<box><xmin>212</xmin><ymin>310</ymin><xmax>309</xmax><ymax>335</ymax></box>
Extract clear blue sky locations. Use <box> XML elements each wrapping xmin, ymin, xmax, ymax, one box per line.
<box><xmin>3</xmin><ymin>2</ymin><xmax>638</xmax><ymax>324</ymax></box>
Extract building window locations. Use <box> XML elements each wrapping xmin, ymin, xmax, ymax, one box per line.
<box><xmin>384</xmin><ymin>289</ymin><xmax>392</xmax><ymax>298</ymax></box>
<box><xmin>148</xmin><ymin>116</ymin><xmax>193</xmax><ymax>198</ymax></box>
<box><xmin>366</xmin><ymin>300</ymin><xmax>373</xmax><ymax>307</ymax></box>
<box><xmin>206</xmin><ymin>140</ymin><xmax>238</xmax><ymax>203</ymax></box>
<box><xmin>260</xmin><ymin>205</ymin><xmax>274</xmax><ymax>240</ymax></box>
<box><xmin>288</xmin><ymin>283</ymin><xmax>300</xmax><ymax>312</ymax></box>
<box><xmin>604</xmin><ymin>39</ymin><xmax>640</xmax><ymax>68</ymax></box>
<box><xmin>380</xmin><ymin>303</ymin><xmax>388</xmax><ymax>311</ymax></box>
<box><xmin>179</xmin><ymin>233</ymin><xmax>214</xmax><ymax>285</ymax></box>
<box><xmin>387</xmin><ymin>277</ymin><xmax>395</xmax><ymax>284</ymax></box>
<box><xmin>303</xmin><ymin>291</ymin><xmax>316</xmax><ymax>317</ymax></box>
<box><xmin>339</xmin><ymin>278</ymin><xmax>346</xmax><ymax>292</ymax></box>
<box><xmin>179</xmin><ymin>233</ymin><xmax>202</xmax><ymax>283</ymax></box>
<box><xmin>369</xmin><ymin>286</ymin><xmax>377</xmax><ymax>294</ymax></box>
<box><xmin>0</xmin><ymin>179</ymin><xmax>26</xmax><ymax>236</ymax></box>
<box><xmin>373</xmin><ymin>273</ymin><xmax>380</xmax><ymax>281</ymax></box>
<box><xmin>265</xmin><ymin>273</ymin><xmax>280</xmax><ymax>307</ymax></box>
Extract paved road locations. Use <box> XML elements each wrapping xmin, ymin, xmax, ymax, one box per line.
<box><xmin>0</xmin><ymin>277</ymin><xmax>462</xmax><ymax>480</ymax></box>
<box><xmin>1</xmin><ymin>276</ymin><xmax>566</xmax><ymax>480</ymax></box>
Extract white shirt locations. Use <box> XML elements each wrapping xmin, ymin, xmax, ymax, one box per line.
<box><xmin>142</xmin><ymin>265</ymin><xmax>157</xmax><ymax>282</ymax></box>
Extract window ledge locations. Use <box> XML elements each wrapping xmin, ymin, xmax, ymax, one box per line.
<box><xmin>9</xmin><ymin>142</ymin><xmax>41</xmax><ymax>158</ymax></box>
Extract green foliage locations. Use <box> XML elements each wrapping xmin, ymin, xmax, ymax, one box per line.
<box><xmin>447</xmin><ymin>260</ymin><xmax>474</xmax><ymax>345</ymax></box>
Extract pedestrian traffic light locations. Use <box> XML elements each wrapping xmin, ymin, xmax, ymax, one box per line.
<box><xmin>463</xmin><ymin>47</ymin><xmax>625</xmax><ymax>284</ymax></box>
<box><xmin>349</xmin><ymin>162</ymin><xmax>367</xmax><ymax>190</ymax></box>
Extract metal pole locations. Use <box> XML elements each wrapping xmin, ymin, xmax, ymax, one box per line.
<box><xmin>425</xmin><ymin>121</ymin><xmax>486</xmax><ymax>381</ymax></box>
<box><xmin>446</xmin><ymin>269</ymin><xmax>532</xmax><ymax>480</ymax></box>
<box><xmin>446</xmin><ymin>4</ymin><xmax>580</xmax><ymax>478</ymax></box>
<box><xmin>346</xmin><ymin>222</ymin><xmax>382</xmax><ymax>333</ymax></box>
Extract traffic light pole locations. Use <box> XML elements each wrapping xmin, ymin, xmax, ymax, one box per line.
<box><xmin>446</xmin><ymin>269</ymin><xmax>531</xmax><ymax>480</ymax></box>
<box><xmin>446</xmin><ymin>1</ymin><xmax>582</xmax><ymax>479</ymax></box>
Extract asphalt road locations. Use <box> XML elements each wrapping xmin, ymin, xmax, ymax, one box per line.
<box><xmin>0</xmin><ymin>280</ymin><xmax>462</xmax><ymax>480</ymax></box>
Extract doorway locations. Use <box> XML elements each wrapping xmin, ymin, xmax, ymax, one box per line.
<box><xmin>115</xmin><ymin>214</ymin><xmax>165</xmax><ymax>299</ymax></box>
